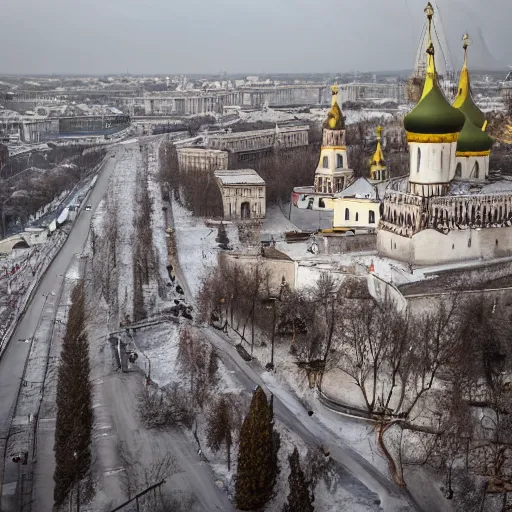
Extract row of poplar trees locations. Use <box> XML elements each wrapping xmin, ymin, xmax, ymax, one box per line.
<box><xmin>54</xmin><ymin>281</ymin><xmax>93</xmax><ymax>507</ymax></box>
<box><xmin>235</xmin><ymin>387</ymin><xmax>314</xmax><ymax>511</ymax></box>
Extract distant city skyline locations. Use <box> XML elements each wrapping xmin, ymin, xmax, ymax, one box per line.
<box><xmin>0</xmin><ymin>0</ymin><xmax>510</xmax><ymax>75</ymax></box>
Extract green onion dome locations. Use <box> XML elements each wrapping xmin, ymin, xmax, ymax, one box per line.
<box><xmin>456</xmin><ymin>95</ymin><xmax>486</xmax><ymax>130</ymax></box>
<box><xmin>456</xmin><ymin>117</ymin><xmax>493</xmax><ymax>155</ymax></box>
<box><xmin>404</xmin><ymin>84</ymin><xmax>466</xmax><ymax>141</ymax></box>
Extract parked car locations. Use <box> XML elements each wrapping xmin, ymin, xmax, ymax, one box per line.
<box><xmin>85</xmin><ymin>205</ymin><xmax>92</xmax><ymax>211</ymax></box>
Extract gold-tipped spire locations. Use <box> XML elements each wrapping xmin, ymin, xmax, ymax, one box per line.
<box><xmin>371</xmin><ymin>126</ymin><xmax>384</xmax><ymax>165</ymax></box>
<box><xmin>453</xmin><ymin>33</ymin><xmax>471</xmax><ymax>109</ymax></box>
<box><xmin>452</xmin><ymin>33</ymin><xmax>486</xmax><ymax>129</ymax></box>
<box><xmin>323</xmin><ymin>84</ymin><xmax>345</xmax><ymax>130</ymax></box>
<box><xmin>420</xmin><ymin>3</ymin><xmax>436</xmax><ymax>101</ymax></box>
<box><xmin>331</xmin><ymin>84</ymin><xmax>339</xmax><ymax>106</ymax></box>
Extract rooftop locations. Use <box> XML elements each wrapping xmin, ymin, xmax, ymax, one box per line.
<box><xmin>207</xmin><ymin>125</ymin><xmax>309</xmax><ymax>140</ymax></box>
<box><xmin>334</xmin><ymin>177</ymin><xmax>377</xmax><ymax>199</ymax></box>
<box><xmin>214</xmin><ymin>169</ymin><xmax>265</xmax><ymax>185</ymax></box>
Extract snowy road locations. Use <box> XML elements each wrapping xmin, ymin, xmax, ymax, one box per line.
<box><xmin>203</xmin><ymin>326</ymin><xmax>416</xmax><ymax>512</ymax></box>
<box><xmin>94</xmin><ymin>369</ymin><xmax>235</xmax><ymax>512</ymax></box>
<box><xmin>0</xmin><ymin>145</ymin><xmax>122</xmax><ymax>510</ymax></box>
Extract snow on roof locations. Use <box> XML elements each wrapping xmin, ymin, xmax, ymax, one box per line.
<box><xmin>214</xmin><ymin>169</ymin><xmax>265</xmax><ymax>185</ymax></box>
<box><xmin>334</xmin><ymin>177</ymin><xmax>376</xmax><ymax>199</ymax></box>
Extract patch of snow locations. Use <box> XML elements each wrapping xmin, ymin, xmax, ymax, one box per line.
<box><xmin>172</xmin><ymin>201</ymin><xmax>239</xmax><ymax>299</ymax></box>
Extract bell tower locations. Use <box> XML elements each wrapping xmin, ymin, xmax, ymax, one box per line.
<box><xmin>314</xmin><ymin>85</ymin><xmax>354</xmax><ymax>194</ymax></box>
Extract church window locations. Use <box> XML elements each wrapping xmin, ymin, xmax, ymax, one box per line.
<box><xmin>455</xmin><ymin>163</ymin><xmax>462</xmax><ymax>177</ymax></box>
<box><xmin>345</xmin><ymin>208</ymin><xmax>350</xmax><ymax>221</ymax></box>
<box><xmin>355</xmin><ymin>212</ymin><xmax>359</xmax><ymax>221</ymax></box>
<box><xmin>337</xmin><ymin>154</ymin><xmax>344</xmax><ymax>168</ymax></box>
<box><xmin>417</xmin><ymin>148</ymin><xmax>421</xmax><ymax>173</ymax></box>
<box><xmin>319</xmin><ymin>198</ymin><xmax>325</xmax><ymax>208</ymax></box>
<box><xmin>369</xmin><ymin>210</ymin><xmax>375</xmax><ymax>224</ymax></box>
<box><xmin>323</xmin><ymin>156</ymin><xmax>329</xmax><ymax>168</ymax></box>
<box><xmin>441</xmin><ymin>148</ymin><xmax>444</xmax><ymax>170</ymax></box>
<box><xmin>468</xmin><ymin>237</ymin><xmax>472</xmax><ymax>248</ymax></box>
<box><xmin>473</xmin><ymin>161</ymin><xmax>480</xmax><ymax>179</ymax></box>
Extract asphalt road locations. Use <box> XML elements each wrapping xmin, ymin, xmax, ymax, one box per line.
<box><xmin>0</xmin><ymin>145</ymin><xmax>123</xmax><ymax>509</ymax></box>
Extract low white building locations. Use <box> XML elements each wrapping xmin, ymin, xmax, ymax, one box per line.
<box><xmin>214</xmin><ymin>169</ymin><xmax>266</xmax><ymax>220</ymax></box>
<box><xmin>23</xmin><ymin>227</ymin><xmax>48</xmax><ymax>245</ymax></box>
<box><xmin>332</xmin><ymin>178</ymin><xmax>381</xmax><ymax>232</ymax></box>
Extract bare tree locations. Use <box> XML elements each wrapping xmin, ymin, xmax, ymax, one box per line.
<box><xmin>177</xmin><ymin>327</ymin><xmax>218</xmax><ymax>409</ymax></box>
<box><xmin>137</xmin><ymin>384</ymin><xmax>194</xmax><ymax>429</ymax></box>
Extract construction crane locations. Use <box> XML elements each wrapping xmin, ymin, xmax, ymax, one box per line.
<box><xmin>408</xmin><ymin>1</ymin><xmax>456</xmax><ymax>102</ymax></box>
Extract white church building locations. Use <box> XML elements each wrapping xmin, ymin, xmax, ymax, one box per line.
<box><xmin>377</xmin><ymin>4</ymin><xmax>510</xmax><ymax>266</ymax></box>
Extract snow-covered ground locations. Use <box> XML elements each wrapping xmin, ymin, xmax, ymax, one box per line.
<box><xmin>109</xmin><ymin>149</ymin><xmax>139</xmax><ymax>320</ymax></box>
<box><xmin>172</xmin><ymin>201</ymin><xmax>239</xmax><ymax>298</ymax></box>
<box><xmin>261</xmin><ymin>204</ymin><xmax>300</xmax><ymax>238</ymax></box>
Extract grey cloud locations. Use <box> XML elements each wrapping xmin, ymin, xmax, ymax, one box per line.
<box><xmin>0</xmin><ymin>0</ymin><xmax>509</xmax><ymax>74</ymax></box>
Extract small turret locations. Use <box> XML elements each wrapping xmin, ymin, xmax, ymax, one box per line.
<box><xmin>369</xmin><ymin>126</ymin><xmax>388</xmax><ymax>182</ymax></box>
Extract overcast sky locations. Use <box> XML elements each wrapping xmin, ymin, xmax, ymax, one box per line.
<box><xmin>0</xmin><ymin>0</ymin><xmax>510</xmax><ymax>75</ymax></box>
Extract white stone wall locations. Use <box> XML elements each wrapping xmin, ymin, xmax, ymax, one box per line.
<box><xmin>177</xmin><ymin>148</ymin><xmax>229</xmax><ymax>172</ymax></box>
<box><xmin>219</xmin><ymin>185</ymin><xmax>266</xmax><ymax>220</ymax></box>
<box><xmin>378</xmin><ymin>226</ymin><xmax>512</xmax><ymax>265</ymax></box>
<box><xmin>332</xmin><ymin>198</ymin><xmax>380</xmax><ymax>230</ymax></box>
<box><xmin>454</xmin><ymin>155</ymin><xmax>489</xmax><ymax>182</ymax></box>
<box><xmin>408</xmin><ymin>141</ymin><xmax>457</xmax><ymax>195</ymax></box>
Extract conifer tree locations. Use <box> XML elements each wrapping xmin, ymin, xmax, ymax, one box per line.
<box><xmin>206</xmin><ymin>397</ymin><xmax>233</xmax><ymax>470</ymax></box>
<box><xmin>216</xmin><ymin>222</ymin><xmax>230</xmax><ymax>250</ymax></box>
<box><xmin>235</xmin><ymin>387</ymin><xmax>277</xmax><ymax>510</ymax></box>
<box><xmin>282</xmin><ymin>447</ymin><xmax>314</xmax><ymax>512</ymax></box>
<box><xmin>54</xmin><ymin>281</ymin><xmax>93</xmax><ymax>507</ymax></box>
